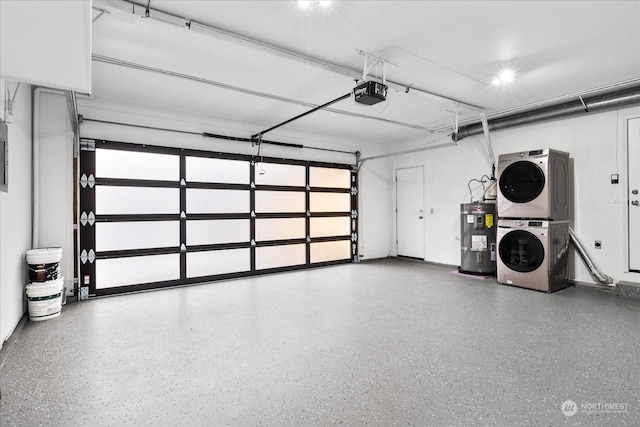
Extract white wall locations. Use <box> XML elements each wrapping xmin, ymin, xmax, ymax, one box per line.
<box><xmin>35</xmin><ymin>90</ymin><xmax>75</xmax><ymax>294</ymax></box>
<box><xmin>391</xmin><ymin>106</ymin><xmax>640</xmax><ymax>284</ymax></box>
<box><xmin>358</xmin><ymin>154</ymin><xmax>394</xmax><ymax>260</ymax></box>
<box><xmin>0</xmin><ymin>81</ymin><xmax>32</xmax><ymax>346</ymax></box>
<box><xmin>0</xmin><ymin>1</ymin><xmax>91</xmax><ymax>92</ymax></box>
<box><xmin>78</xmin><ymin>98</ymin><xmax>363</xmax><ymax>164</ymax></box>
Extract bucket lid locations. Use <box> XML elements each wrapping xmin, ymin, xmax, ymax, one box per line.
<box><xmin>26</xmin><ymin>247</ymin><xmax>63</xmax><ymax>263</ymax></box>
<box><xmin>26</xmin><ymin>280</ymin><xmax>64</xmax><ymax>297</ymax></box>
<box><xmin>26</xmin><ymin>277</ymin><xmax>64</xmax><ymax>290</ymax></box>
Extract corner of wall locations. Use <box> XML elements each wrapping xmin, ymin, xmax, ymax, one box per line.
<box><xmin>0</xmin><ymin>80</ymin><xmax>33</xmax><ymax>345</ymax></box>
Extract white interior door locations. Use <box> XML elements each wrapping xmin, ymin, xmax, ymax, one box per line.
<box><xmin>396</xmin><ymin>166</ymin><xmax>424</xmax><ymax>259</ymax></box>
<box><xmin>628</xmin><ymin>117</ymin><xmax>640</xmax><ymax>271</ymax></box>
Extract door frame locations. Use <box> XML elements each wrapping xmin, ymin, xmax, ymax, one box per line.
<box><xmin>624</xmin><ymin>113</ymin><xmax>640</xmax><ymax>272</ymax></box>
<box><xmin>395</xmin><ymin>165</ymin><xmax>425</xmax><ymax>259</ymax></box>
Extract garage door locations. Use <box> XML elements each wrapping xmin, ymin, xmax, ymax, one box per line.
<box><xmin>79</xmin><ymin>139</ymin><xmax>356</xmax><ymax>297</ymax></box>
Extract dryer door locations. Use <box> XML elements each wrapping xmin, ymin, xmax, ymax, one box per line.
<box><xmin>498</xmin><ymin>229</ymin><xmax>545</xmax><ymax>272</ymax></box>
<box><xmin>499</xmin><ymin>161</ymin><xmax>545</xmax><ymax>203</ymax></box>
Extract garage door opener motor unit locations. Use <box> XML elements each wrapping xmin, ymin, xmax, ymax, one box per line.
<box><xmin>353</xmin><ymin>81</ymin><xmax>388</xmax><ymax>105</ymax></box>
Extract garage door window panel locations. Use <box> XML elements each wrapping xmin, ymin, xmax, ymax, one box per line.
<box><xmin>96</xmin><ymin>254</ymin><xmax>180</xmax><ymax>289</ymax></box>
<box><xmin>96</xmin><ymin>221</ymin><xmax>179</xmax><ymax>252</ymax></box>
<box><xmin>187</xmin><ymin>219</ymin><xmax>250</xmax><ymax>246</ymax></box>
<box><xmin>95</xmin><ymin>186</ymin><xmax>179</xmax><ymax>215</ymax></box>
<box><xmin>186</xmin><ymin>157</ymin><xmax>249</xmax><ymax>184</ymax></box>
<box><xmin>96</xmin><ymin>148</ymin><xmax>179</xmax><ymax>181</ymax></box>
<box><xmin>187</xmin><ymin>248</ymin><xmax>251</xmax><ymax>278</ymax></box>
<box><xmin>186</xmin><ymin>189</ymin><xmax>250</xmax><ymax>214</ymax></box>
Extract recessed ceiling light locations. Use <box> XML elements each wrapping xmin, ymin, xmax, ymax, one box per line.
<box><xmin>491</xmin><ymin>69</ymin><xmax>516</xmax><ymax>86</ymax></box>
<box><xmin>297</xmin><ymin>0</ymin><xmax>331</xmax><ymax>9</ymax></box>
<box><xmin>499</xmin><ymin>69</ymin><xmax>515</xmax><ymax>83</ymax></box>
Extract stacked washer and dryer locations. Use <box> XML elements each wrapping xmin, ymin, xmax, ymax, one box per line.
<box><xmin>496</xmin><ymin>149</ymin><xmax>572</xmax><ymax>292</ymax></box>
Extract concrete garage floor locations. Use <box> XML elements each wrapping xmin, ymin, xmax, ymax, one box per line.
<box><xmin>1</xmin><ymin>257</ymin><xmax>638</xmax><ymax>426</ymax></box>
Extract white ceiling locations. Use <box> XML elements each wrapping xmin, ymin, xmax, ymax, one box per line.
<box><xmin>89</xmin><ymin>0</ymin><xmax>640</xmax><ymax>146</ymax></box>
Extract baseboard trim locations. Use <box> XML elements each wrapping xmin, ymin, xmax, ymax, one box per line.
<box><xmin>616</xmin><ymin>281</ymin><xmax>640</xmax><ymax>299</ymax></box>
<box><xmin>572</xmin><ymin>280</ymin><xmax>617</xmax><ymax>293</ymax></box>
<box><xmin>0</xmin><ymin>312</ymin><xmax>28</xmax><ymax>371</ymax></box>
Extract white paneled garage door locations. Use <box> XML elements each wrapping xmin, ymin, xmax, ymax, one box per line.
<box><xmin>79</xmin><ymin>139</ymin><xmax>356</xmax><ymax>296</ymax></box>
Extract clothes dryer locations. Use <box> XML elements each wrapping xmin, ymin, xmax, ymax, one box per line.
<box><xmin>497</xmin><ymin>149</ymin><xmax>570</xmax><ymax>220</ymax></box>
<box><xmin>496</xmin><ymin>219</ymin><xmax>570</xmax><ymax>292</ymax></box>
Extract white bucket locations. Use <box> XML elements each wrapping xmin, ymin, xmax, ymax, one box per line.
<box><xmin>26</xmin><ymin>247</ymin><xmax>63</xmax><ymax>282</ymax></box>
<box><xmin>26</xmin><ymin>278</ymin><xmax>64</xmax><ymax>321</ymax></box>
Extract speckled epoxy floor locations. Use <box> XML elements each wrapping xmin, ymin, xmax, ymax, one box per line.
<box><xmin>1</xmin><ymin>258</ymin><xmax>639</xmax><ymax>426</ymax></box>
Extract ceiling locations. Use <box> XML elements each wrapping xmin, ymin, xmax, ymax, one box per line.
<box><xmin>89</xmin><ymin>0</ymin><xmax>640</xmax><ymax>147</ymax></box>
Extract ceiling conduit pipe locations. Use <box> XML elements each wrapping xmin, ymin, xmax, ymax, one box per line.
<box><xmin>453</xmin><ymin>85</ymin><xmax>640</xmax><ymax>141</ymax></box>
<box><xmin>568</xmin><ymin>228</ymin><xmax>614</xmax><ymax>286</ymax></box>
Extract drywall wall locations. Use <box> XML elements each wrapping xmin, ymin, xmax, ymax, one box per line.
<box><xmin>35</xmin><ymin>90</ymin><xmax>75</xmax><ymax>296</ymax></box>
<box><xmin>391</xmin><ymin>106</ymin><xmax>640</xmax><ymax>284</ymax></box>
<box><xmin>0</xmin><ymin>82</ymin><xmax>32</xmax><ymax>346</ymax></box>
<box><xmin>0</xmin><ymin>1</ymin><xmax>91</xmax><ymax>92</ymax></box>
<box><xmin>357</xmin><ymin>155</ymin><xmax>394</xmax><ymax>260</ymax></box>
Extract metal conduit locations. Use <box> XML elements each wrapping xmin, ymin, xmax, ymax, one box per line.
<box><xmin>453</xmin><ymin>85</ymin><xmax>640</xmax><ymax>141</ymax></box>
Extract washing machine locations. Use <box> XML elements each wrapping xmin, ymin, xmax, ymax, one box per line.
<box><xmin>497</xmin><ymin>149</ymin><xmax>571</xmax><ymax>220</ymax></box>
<box><xmin>496</xmin><ymin>219</ymin><xmax>570</xmax><ymax>292</ymax></box>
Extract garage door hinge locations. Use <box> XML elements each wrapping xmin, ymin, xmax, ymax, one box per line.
<box><xmin>80</xmin><ymin>140</ymin><xmax>95</xmax><ymax>151</ymax></box>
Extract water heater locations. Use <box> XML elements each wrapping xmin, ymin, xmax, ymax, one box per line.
<box><xmin>460</xmin><ymin>203</ymin><xmax>497</xmax><ymax>274</ymax></box>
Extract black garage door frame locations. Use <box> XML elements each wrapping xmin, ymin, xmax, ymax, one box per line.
<box><xmin>79</xmin><ymin>138</ymin><xmax>358</xmax><ymax>297</ymax></box>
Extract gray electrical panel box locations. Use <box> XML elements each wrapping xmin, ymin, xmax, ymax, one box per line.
<box><xmin>0</xmin><ymin>119</ymin><xmax>7</xmax><ymax>193</ymax></box>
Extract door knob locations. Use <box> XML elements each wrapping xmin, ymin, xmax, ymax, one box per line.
<box><xmin>419</xmin><ymin>216</ymin><xmax>424</xmax><ymax>219</ymax></box>
<box><xmin>632</xmin><ymin>200</ymin><xmax>640</xmax><ymax>206</ymax></box>
<box><xmin>633</xmin><ymin>189</ymin><xmax>639</xmax><ymax>195</ymax></box>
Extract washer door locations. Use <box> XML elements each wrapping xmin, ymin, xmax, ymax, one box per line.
<box><xmin>498</xmin><ymin>229</ymin><xmax>545</xmax><ymax>272</ymax></box>
<box><xmin>499</xmin><ymin>161</ymin><xmax>545</xmax><ymax>203</ymax></box>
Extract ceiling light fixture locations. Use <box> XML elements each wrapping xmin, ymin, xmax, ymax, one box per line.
<box><xmin>297</xmin><ymin>0</ymin><xmax>331</xmax><ymax>9</ymax></box>
<box><xmin>492</xmin><ymin>69</ymin><xmax>516</xmax><ymax>86</ymax></box>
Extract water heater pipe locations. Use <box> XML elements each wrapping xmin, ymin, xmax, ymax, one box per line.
<box><xmin>479</xmin><ymin>112</ymin><xmax>496</xmax><ymax>166</ymax></box>
<box><xmin>32</xmin><ymin>87</ymin><xmax>41</xmax><ymax>249</ymax></box>
<box><xmin>568</xmin><ymin>227</ymin><xmax>614</xmax><ymax>286</ymax></box>
<box><xmin>453</xmin><ymin>85</ymin><xmax>640</xmax><ymax>141</ymax></box>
